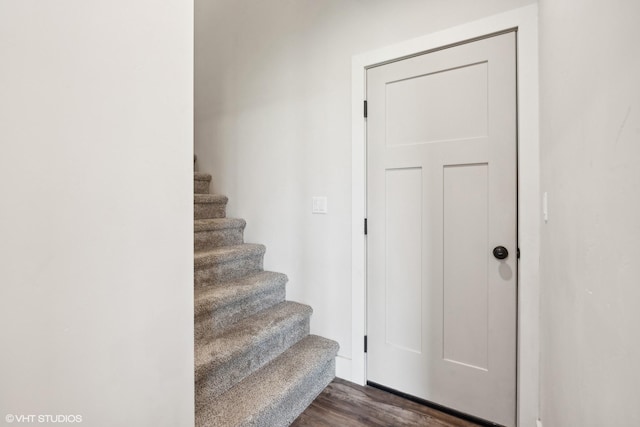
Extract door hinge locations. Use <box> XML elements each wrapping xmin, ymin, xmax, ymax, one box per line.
<box><xmin>364</xmin><ymin>335</ymin><xmax>368</xmax><ymax>353</ymax></box>
<box><xmin>364</xmin><ymin>218</ymin><xmax>368</xmax><ymax>235</ymax></box>
<box><xmin>517</xmin><ymin>248</ymin><xmax>521</xmax><ymax>259</ymax></box>
<box><xmin>364</xmin><ymin>100</ymin><xmax>368</xmax><ymax>118</ymax></box>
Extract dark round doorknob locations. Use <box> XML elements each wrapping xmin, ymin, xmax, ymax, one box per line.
<box><xmin>493</xmin><ymin>246</ymin><xmax>509</xmax><ymax>260</ymax></box>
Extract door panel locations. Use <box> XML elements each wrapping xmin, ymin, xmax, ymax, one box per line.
<box><xmin>366</xmin><ymin>32</ymin><xmax>517</xmax><ymax>426</ymax></box>
<box><xmin>386</xmin><ymin>62</ymin><xmax>488</xmax><ymax>146</ymax></box>
<box><xmin>385</xmin><ymin>167</ymin><xmax>423</xmax><ymax>354</ymax></box>
<box><xmin>443</xmin><ymin>163</ymin><xmax>489</xmax><ymax>370</ymax></box>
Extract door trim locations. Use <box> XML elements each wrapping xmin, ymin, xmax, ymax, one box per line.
<box><xmin>349</xmin><ymin>5</ymin><xmax>539</xmax><ymax>427</ymax></box>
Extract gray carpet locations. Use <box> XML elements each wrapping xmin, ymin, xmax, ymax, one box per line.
<box><xmin>194</xmin><ymin>172</ymin><xmax>339</xmax><ymax>427</ymax></box>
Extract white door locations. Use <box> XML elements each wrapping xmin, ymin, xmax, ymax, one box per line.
<box><xmin>366</xmin><ymin>32</ymin><xmax>517</xmax><ymax>426</ymax></box>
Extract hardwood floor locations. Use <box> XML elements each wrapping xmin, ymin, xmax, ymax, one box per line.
<box><xmin>292</xmin><ymin>378</ymin><xmax>482</xmax><ymax>427</ymax></box>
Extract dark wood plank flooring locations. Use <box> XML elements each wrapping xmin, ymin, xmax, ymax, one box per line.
<box><xmin>292</xmin><ymin>378</ymin><xmax>482</xmax><ymax>427</ymax></box>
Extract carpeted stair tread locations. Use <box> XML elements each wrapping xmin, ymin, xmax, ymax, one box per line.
<box><xmin>195</xmin><ymin>301</ymin><xmax>311</xmax><ymax>375</ymax></box>
<box><xmin>194</xmin><ymin>173</ymin><xmax>212</xmax><ymax>194</ymax></box>
<box><xmin>196</xmin><ymin>335</ymin><xmax>339</xmax><ymax>427</ymax></box>
<box><xmin>194</xmin><ymin>271</ymin><xmax>287</xmax><ymax>317</ymax></box>
<box><xmin>195</xmin><ymin>218</ymin><xmax>246</xmax><ymax>232</ymax></box>
<box><xmin>194</xmin><ymin>172</ymin><xmax>212</xmax><ymax>182</ymax></box>
<box><xmin>194</xmin><ymin>243</ymin><xmax>266</xmax><ymax>286</ymax></box>
<box><xmin>194</xmin><ymin>271</ymin><xmax>287</xmax><ymax>333</ymax></box>
<box><xmin>195</xmin><ymin>301</ymin><xmax>312</xmax><ymax>398</ymax></box>
<box><xmin>195</xmin><ymin>194</ymin><xmax>227</xmax><ymax>204</ymax></box>
<box><xmin>194</xmin><ymin>194</ymin><xmax>228</xmax><ymax>219</ymax></box>
<box><xmin>195</xmin><ymin>218</ymin><xmax>247</xmax><ymax>251</ymax></box>
<box><xmin>194</xmin><ymin>244</ymin><xmax>265</xmax><ymax>268</ymax></box>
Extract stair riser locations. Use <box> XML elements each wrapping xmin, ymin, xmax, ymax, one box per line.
<box><xmin>197</xmin><ymin>317</ymin><xmax>310</xmax><ymax>401</ymax></box>
<box><xmin>194</xmin><ymin>180</ymin><xmax>210</xmax><ymax>194</ymax></box>
<box><xmin>195</xmin><ymin>203</ymin><xmax>226</xmax><ymax>220</ymax></box>
<box><xmin>195</xmin><ymin>255</ymin><xmax>263</xmax><ymax>286</ymax></box>
<box><xmin>194</xmin><ymin>228</ymin><xmax>244</xmax><ymax>251</ymax></box>
<box><xmin>194</xmin><ymin>286</ymin><xmax>286</xmax><ymax>340</ymax></box>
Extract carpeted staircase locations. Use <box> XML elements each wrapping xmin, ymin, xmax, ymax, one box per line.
<box><xmin>194</xmin><ymin>171</ymin><xmax>339</xmax><ymax>427</ymax></box>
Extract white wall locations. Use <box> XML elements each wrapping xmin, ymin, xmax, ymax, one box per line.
<box><xmin>539</xmin><ymin>1</ymin><xmax>640</xmax><ymax>425</ymax></box>
<box><xmin>0</xmin><ymin>1</ymin><xmax>194</xmax><ymax>426</ymax></box>
<box><xmin>195</xmin><ymin>0</ymin><xmax>536</xmax><ymax>371</ymax></box>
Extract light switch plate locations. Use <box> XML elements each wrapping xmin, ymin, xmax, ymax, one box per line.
<box><xmin>312</xmin><ymin>196</ymin><xmax>328</xmax><ymax>214</ymax></box>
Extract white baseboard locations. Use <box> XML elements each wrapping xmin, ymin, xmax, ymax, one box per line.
<box><xmin>335</xmin><ymin>355</ymin><xmax>352</xmax><ymax>381</ymax></box>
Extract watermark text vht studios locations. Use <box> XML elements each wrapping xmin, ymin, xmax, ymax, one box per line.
<box><xmin>5</xmin><ymin>414</ymin><xmax>82</xmax><ymax>424</ymax></box>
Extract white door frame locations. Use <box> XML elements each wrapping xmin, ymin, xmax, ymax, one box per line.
<box><xmin>349</xmin><ymin>5</ymin><xmax>539</xmax><ymax>427</ymax></box>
